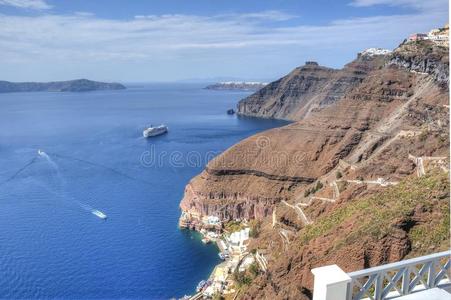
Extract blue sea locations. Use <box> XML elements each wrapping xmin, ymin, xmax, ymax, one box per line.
<box><xmin>0</xmin><ymin>83</ymin><xmax>287</xmax><ymax>299</ymax></box>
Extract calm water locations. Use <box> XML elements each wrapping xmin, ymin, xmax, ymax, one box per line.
<box><xmin>0</xmin><ymin>83</ymin><xmax>287</xmax><ymax>299</ymax></box>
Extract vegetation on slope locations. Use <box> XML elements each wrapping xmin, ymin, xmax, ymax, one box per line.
<box><xmin>300</xmin><ymin>172</ymin><xmax>450</xmax><ymax>254</ymax></box>
<box><xmin>241</xmin><ymin>172</ymin><xmax>449</xmax><ymax>300</ymax></box>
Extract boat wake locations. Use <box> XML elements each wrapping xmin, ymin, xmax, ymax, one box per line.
<box><xmin>45</xmin><ymin>151</ymin><xmax>108</xmax><ymax>220</ymax></box>
<box><xmin>0</xmin><ymin>149</ymin><xmax>108</xmax><ymax>220</ymax></box>
<box><xmin>38</xmin><ymin>149</ymin><xmax>59</xmax><ymax>171</ymax></box>
<box><xmin>34</xmin><ymin>181</ymin><xmax>108</xmax><ymax>221</ymax></box>
<box><xmin>77</xmin><ymin>202</ymin><xmax>107</xmax><ymax>220</ymax></box>
<box><xmin>46</xmin><ymin>152</ymin><xmax>152</xmax><ymax>185</ymax></box>
<box><xmin>38</xmin><ymin>150</ymin><xmax>108</xmax><ymax>221</ymax></box>
<box><xmin>0</xmin><ymin>149</ymin><xmax>57</xmax><ymax>188</ymax></box>
<box><xmin>0</xmin><ymin>157</ymin><xmax>38</xmax><ymax>187</ymax></box>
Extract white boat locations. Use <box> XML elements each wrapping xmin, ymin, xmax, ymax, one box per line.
<box><xmin>92</xmin><ymin>210</ymin><xmax>107</xmax><ymax>220</ymax></box>
<box><xmin>37</xmin><ymin>149</ymin><xmax>44</xmax><ymax>156</ymax></box>
<box><xmin>143</xmin><ymin>124</ymin><xmax>168</xmax><ymax>138</ymax></box>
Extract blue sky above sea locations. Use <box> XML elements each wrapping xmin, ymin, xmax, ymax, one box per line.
<box><xmin>0</xmin><ymin>0</ymin><xmax>448</xmax><ymax>82</ymax></box>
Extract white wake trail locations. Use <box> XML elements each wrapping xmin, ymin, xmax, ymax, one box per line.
<box><xmin>37</xmin><ymin>149</ymin><xmax>107</xmax><ymax>220</ymax></box>
<box><xmin>38</xmin><ymin>149</ymin><xmax>59</xmax><ymax>172</ymax></box>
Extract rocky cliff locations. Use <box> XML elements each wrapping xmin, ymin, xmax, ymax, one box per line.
<box><xmin>237</xmin><ymin>56</ymin><xmax>386</xmax><ymax>120</ymax></box>
<box><xmin>237</xmin><ymin>41</ymin><xmax>448</xmax><ymax>121</ymax></box>
<box><xmin>181</xmin><ymin>40</ymin><xmax>449</xmax><ymax>220</ymax></box>
<box><xmin>388</xmin><ymin>40</ymin><xmax>449</xmax><ymax>87</ymax></box>
<box><xmin>0</xmin><ymin>79</ymin><xmax>126</xmax><ymax>93</ymax></box>
<box><xmin>179</xmin><ymin>38</ymin><xmax>449</xmax><ymax>299</ymax></box>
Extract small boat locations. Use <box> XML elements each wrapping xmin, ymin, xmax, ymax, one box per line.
<box><xmin>37</xmin><ymin>149</ymin><xmax>44</xmax><ymax>156</ymax></box>
<box><xmin>227</xmin><ymin>109</ymin><xmax>235</xmax><ymax>115</ymax></box>
<box><xmin>92</xmin><ymin>210</ymin><xmax>107</xmax><ymax>220</ymax></box>
<box><xmin>201</xmin><ymin>238</ymin><xmax>211</xmax><ymax>244</ymax></box>
<box><xmin>196</xmin><ymin>280</ymin><xmax>207</xmax><ymax>292</ymax></box>
<box><xmin>143</xmin><ymin>124</ymin><xmax>168</xmax><ymax>138</ymax></box>
<box><xmin>218</xmin><ymin>251</ymin><xmax>230</xmax><ymax>260</ymax></box>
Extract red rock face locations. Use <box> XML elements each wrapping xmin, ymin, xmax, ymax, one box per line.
<box><xmin>180</xmin><ymin>180</ymin><xmax>285</xmax><ymax>221</ymax></box>
<box><xmin>178</xmin><ymin>40</ymin><xmax>449</xmax><ymax>300</ymax></box>
<box><xmin>179</xmin><ymin>41</ymin><xmax>448</xmax><ymax>225</ymax></box>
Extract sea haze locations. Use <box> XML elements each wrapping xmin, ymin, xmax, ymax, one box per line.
<box><xmin>0</xmin><ymin>83</ymin><xmax>288</xmax><ymax>299</ymax></box>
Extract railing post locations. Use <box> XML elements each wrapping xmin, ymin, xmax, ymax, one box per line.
<box><xmin>401</xmin><ymin>266</ymin><xmax>410</xmax><ymax>295</ymax></box>
<box><xmin>374</xmin><ymin>273</ymin><xmax>383</xmax><ymax>300</ymax></box>
<box><xmin>427</xmin><ymin>261</ymin><xmax>436</xmax><ymax>288</ymax></box>
<box><xmin>312</xmin><ymin>265</ymin><xmax>352</xmax><ymax>300</ymax></box>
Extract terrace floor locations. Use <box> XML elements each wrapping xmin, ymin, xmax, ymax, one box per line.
<box><xmin>397</xmin><ymin>287</ymin><xmax>451</xmax><ymax>300</ymax></box>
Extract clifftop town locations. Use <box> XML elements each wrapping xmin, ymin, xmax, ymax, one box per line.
<box><xmin>205</xmin><ymin>81</ymin><xmax>268</xmax><ymax>91</ymax></box>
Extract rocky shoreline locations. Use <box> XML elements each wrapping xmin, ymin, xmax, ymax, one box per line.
<box><xmin>179</xmin><ymin>212</ymin><xmax>259</xmax><ymax>299</ymax></box>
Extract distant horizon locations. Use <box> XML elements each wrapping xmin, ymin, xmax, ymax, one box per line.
<box><xmin>0</xmin><ymin>0</ymin><xmax>448</xmax><ymax>82</ymax></box>
<box><xmin>0</xmin><ymin>77</ymin><xmax>275</xmax><ymax>84</ymax></box>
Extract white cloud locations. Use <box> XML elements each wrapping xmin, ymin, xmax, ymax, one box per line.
<box><xmin>0</xmin><ymin>9</ymin><xmax>443</xmax><ymax>54</ymax></box>
<box><xmin>350</xmin><ymin>0</ymin><xmax>415</xmax><ymax>6</ymax></box>
<box><xmin>0</xmin><ymin>0</ymin><xmax>52</xmax><ymax>10</ymax></box>
<box><xmin>349</xmin><ymin>0</ymin><xmax>447</xmax><ymax>10</ymax></box>
<box><xmin>134</xmin><ymin>10</ymin><xmax>296</xmax><ymax>23</ymax></box>
<box><xmin>219</xmin><ymin>10</ymin><xmax>298</xmax><ymax>22</ymax></box>
<box><xmin>0</xmin><ymin>4</ymin><xmax>447</xmax><ymax>81</ymax></box>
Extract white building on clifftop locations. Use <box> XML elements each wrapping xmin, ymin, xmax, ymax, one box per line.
<box><xmin>360</xmin><ymin>48</ymin><xmax>392</xmax><ymax>57</ymax></box>
<box><xmin>407</xmin><ymin>24</ymin><xmax>449</xmax><ymax>47</ymax></box>
<box><xmin>427</xmin><ymin>26</ymin><xmax>449</xmax><ymax>46</ymax></box>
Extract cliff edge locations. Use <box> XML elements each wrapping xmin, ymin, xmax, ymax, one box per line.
<box><xmin>179</xmin><ymin>38</ymin><xmax>449</xmax><ymax>299</ymax></box>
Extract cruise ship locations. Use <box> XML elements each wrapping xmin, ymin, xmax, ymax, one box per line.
<box><xmin>143</xmin><ymin>124</ymin><xmax>168</xmax><ymax>138</ymax></box>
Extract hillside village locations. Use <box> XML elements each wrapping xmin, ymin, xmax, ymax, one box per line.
<box><xmin>408</xmin><ymin>24</ymin><xmax>449</xmax><ymax>46</ymax></box>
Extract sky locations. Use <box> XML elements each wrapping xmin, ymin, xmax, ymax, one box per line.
<box><xmin>0</xmin><ymin>0</ymin><xmax>448</xmax><ymax>82</ymax></box>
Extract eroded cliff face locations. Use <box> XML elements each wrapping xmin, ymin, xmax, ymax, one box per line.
<box><xmin>388</xmin><ymin>40</ymin><xmax>449</xmax><ymax>87</ymax></box>
<box><xmin>237</xmin><ymin>55</ymin><xmax>386</xmax><ymax>121</ymax></box>
<box><xmin>179</xmin><ymin>40</ymin><xmax>449</xmax><ymax>299</ymax></box>
<box><xmin>180</xmin><ymin>41</ymin><xmax>448</xmax><ymax>223</ymax></box>
<box><xmin>238</xmin><ymin>40</ymin><xmax>448</xmax><ymax>121</ymax></box>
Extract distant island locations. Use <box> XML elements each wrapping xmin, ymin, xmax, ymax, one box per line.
<box><xmin>205</xmin><ymin>81</ymin><xmax>267</xmax><ymax>91</ymax></box>
<box><xmin>0</xmin><ymin>79</ymin><xmax>126</xmax><ymax>93</ymax></box>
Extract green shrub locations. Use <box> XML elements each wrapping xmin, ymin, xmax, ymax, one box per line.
<box><xmin>233</xmin><ymin>268</ymin><xmax>252</xmax><ymax>287</ymax></box>
<box><xmin>224</xmin><ymin>220</ymin><xmax>244</xmax><ymax>233</ymax></box>
<box><xmin>249</xmin><ymin>262</ymin><xmax>259</xmax><ymax>277</ymax></box>
<box><xmin>315</xmin><ymin>181</ymin><xmax>323</xmax><ymax>190</ymax></box>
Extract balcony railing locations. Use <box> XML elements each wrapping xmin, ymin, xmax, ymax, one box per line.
<box><xmin>311</xmin><ymin>250</ymin><xmax>451</xmax><ymax>300</ymax></box>
<box><xmin>347</xmin><ymin>250</ymin><xmax>451</xmax><ymax>300</ymax></box>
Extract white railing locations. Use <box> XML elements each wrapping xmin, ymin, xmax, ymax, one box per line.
<box><xmin>312</xmin><ymin>250</ymin><xmax>451</xmax><ymax>300</ymax></box>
